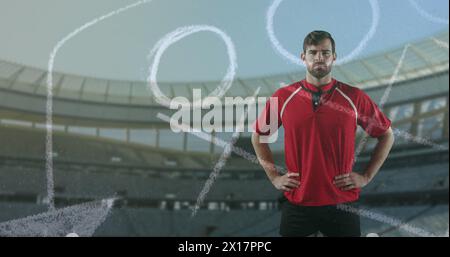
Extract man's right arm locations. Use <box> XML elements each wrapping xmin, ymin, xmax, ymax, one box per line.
<box><xmin>251</xmin><ymin>132</ymin><xmax>299</xmax><ymax>191</ymax></box>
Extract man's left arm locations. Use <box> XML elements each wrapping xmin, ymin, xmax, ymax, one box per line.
<box><xmin>334</xmin><ymin>127</ymin><xmax>395</xmax><ymax>190</ymax></box>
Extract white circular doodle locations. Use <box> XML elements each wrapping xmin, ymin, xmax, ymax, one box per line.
<box><xmin>147</xmin><ymin>25</ymin><xmax>237</xmax><ymax>108</ymax></box>
<box><xmin>266</xmin><ymin>0</ymin><xmax>380</xmax><ymax>66</ymax></box>
<box><xmin>408</xmin><ymin>0</ymin><xmax>448</xmax><ymax>25</ymax></box>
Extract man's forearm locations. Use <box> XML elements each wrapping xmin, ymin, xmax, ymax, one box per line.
<box><xmin>363</xmin><ymin>127</ymin><xmax>395</xmax><ymax>182</ymax></box>
<box><xmin>251</xmin><ymin>133</ymin><xmax>279</xmax><ymax>181</ymax></box>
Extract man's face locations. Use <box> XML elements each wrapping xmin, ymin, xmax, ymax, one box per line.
<box><xmin>301</xmin><ymin>39</ymin><xmax>336</xmax><ymax>79</ymax></box>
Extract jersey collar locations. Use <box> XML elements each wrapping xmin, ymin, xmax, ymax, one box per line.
<box><xmin>301</xmin><ymin>78</ymin><xmax>337</xmax><ymax>93</ymax></box>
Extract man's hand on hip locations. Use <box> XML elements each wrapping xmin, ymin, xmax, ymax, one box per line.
<box><xmin>272</xmin><ymin>173</ymin><xmax>300</xmax><ymax>192</ymax></box>
<box><xmin>333</xmin><ymin>172</ymin><xmax>370</xmax><ymax>191</ymax></box>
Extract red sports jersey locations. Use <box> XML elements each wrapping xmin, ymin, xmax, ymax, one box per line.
<box><xmin>254</xmin><ymin>79</ymin><xmax>391</xmax><ymax>206</ymax></box>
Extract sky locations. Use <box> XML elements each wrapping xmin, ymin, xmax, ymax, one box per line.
<box><xmin>0</xmin><ymin>0</ymin><xmax>448</xmax><ymax>83</ymax></box>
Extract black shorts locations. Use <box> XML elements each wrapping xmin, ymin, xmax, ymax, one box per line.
<box><xmin>279</xmin><ymin>196</ymin><xmax>361</xmax><ymax>237</ymax></box>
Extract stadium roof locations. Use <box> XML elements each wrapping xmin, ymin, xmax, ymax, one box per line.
<box><xmin>0</xmin><ymin>30</ymin><xmax>448</xmax><ymax>107</ymax></box>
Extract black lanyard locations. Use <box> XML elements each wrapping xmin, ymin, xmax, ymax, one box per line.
<box><xmin>300</xmin><ymin>81</ymin><xmax>338</xmax><ymax>110</ymax></box>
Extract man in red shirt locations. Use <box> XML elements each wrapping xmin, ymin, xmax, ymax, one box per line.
<box><xmin>252</xmin><ymin>31</ymin><xmax>395</xmax><ymax>237</ymax></box>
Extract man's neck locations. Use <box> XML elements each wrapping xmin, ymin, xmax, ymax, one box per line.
<box><xmin>306</xmin><ymin>73</ymin><xmax>333</xmax><ymax>88</ymax></box>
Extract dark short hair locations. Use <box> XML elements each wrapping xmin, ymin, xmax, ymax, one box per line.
<box><xmin>303</xmin><ymin>30</ymin><xmax>335</xmax><ymax>54</ymax></box>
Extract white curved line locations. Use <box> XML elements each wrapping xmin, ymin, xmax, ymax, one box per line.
<box><xmin>46</xmin><ymin>0</ymin><xmax>153</xmax><ymax>211</ymax></box>
<box><xmin>266</xmin><ymin>0</ymin><xmax>379</xmax><ymax>66</ymax></box>
<box><xmin>408</xmin><ymin>0</ymin><xmax>449</xmax><ymax>25</ymax></box>
<box><xmin>147</xmin><ymin>25</ymin><xmax>237</xmax><ymax>108</ymax></box>
<box><xmin>280</xmin><ymin>87</ymin><xmax>302</xmax><ymax>118</ymax></box>
<box><xmin>336</xmin><ymin>88</ymin><xmax>358</xmax><ymax>124</ymax></box>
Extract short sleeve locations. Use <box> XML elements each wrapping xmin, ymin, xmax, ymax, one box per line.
<box><xmin>357</xmin><ymin>91</ymin><xmax>392</xmax><ymax>137</ymax></box>
<box><xmin>253</xmin><ymin>91</ymin><xmax>282</xmax><ymax>136</ymax></box>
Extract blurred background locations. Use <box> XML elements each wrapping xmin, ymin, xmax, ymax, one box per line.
<box><xmin>0</xmin><ymin>0</ymin><xmax>448</xmax><ymax>236</ymax></box>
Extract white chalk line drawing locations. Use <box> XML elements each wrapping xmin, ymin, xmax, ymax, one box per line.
<box><xmin>266</xmin><ymin>0</ymin><xmax>380</xmax><ymax>66</ymax></box>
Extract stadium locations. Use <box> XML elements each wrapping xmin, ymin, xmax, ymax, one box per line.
<box><xmin>0</xmin><ymin>0</ymin><xmax>448</xmax><ymax>237</ymax></box>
